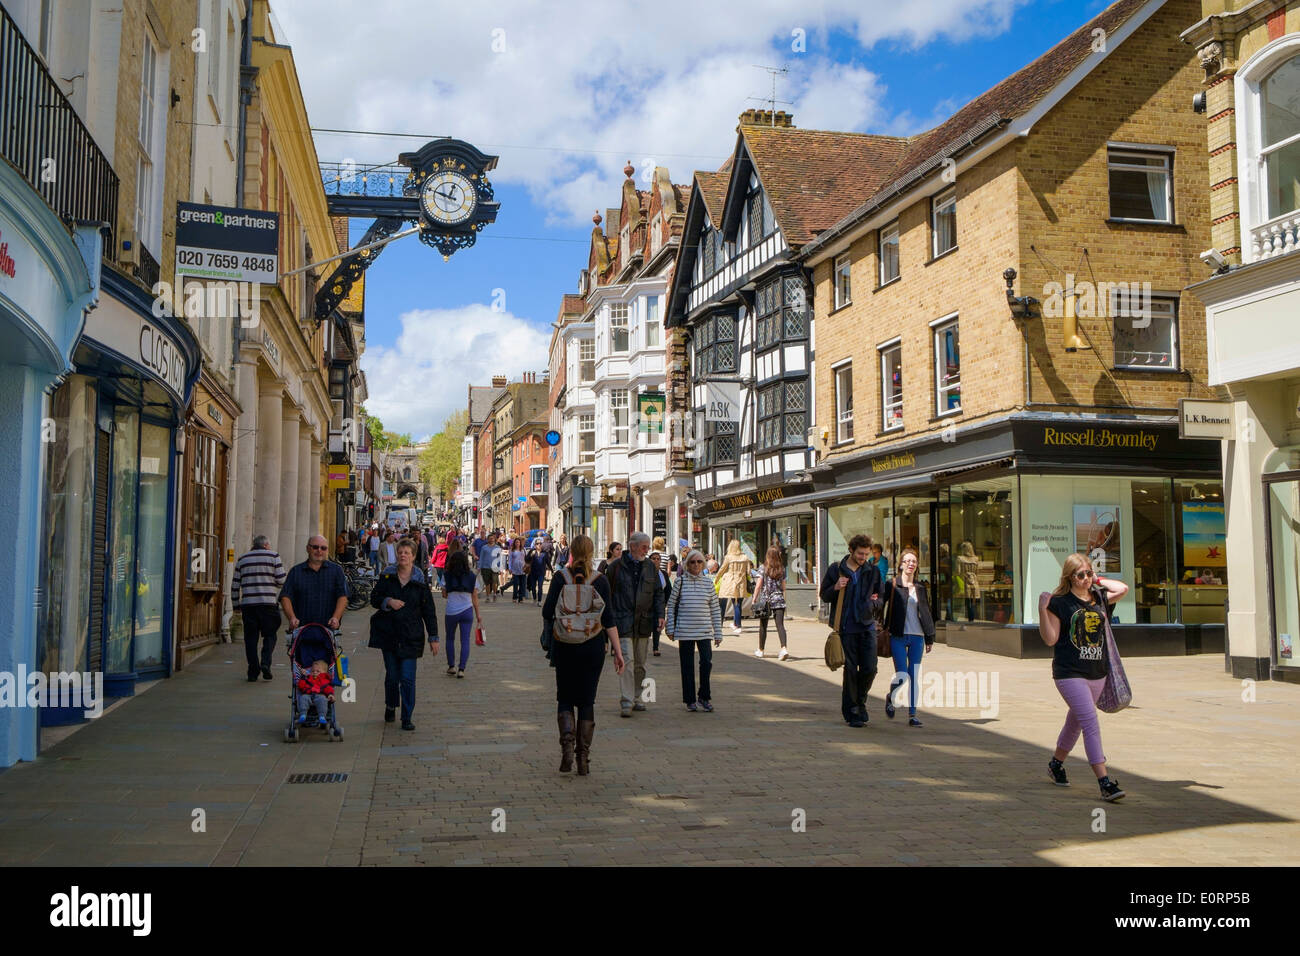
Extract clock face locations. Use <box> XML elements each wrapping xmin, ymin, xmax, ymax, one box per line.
<box><xmin>421</xmin><ymin>168</ymin><xmax>478</xmax><ymax>226</ymax></box>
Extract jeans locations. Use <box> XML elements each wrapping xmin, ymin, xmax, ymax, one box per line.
<box><xmin>240</xmin><ymin>604</ymin><xmax>279</xmax><ymax>678</ymax></box>
<box><xmin>840</xmin><ymin>628</ymin><xmax>877</xmax><ymax>722</ymax></box>
<box><xmin>1055</xmin><ymin>677</ymin><xmax>1107</xmax><ymax>765</ymax></box>
<box><xmin>445</xmin><ymin>608</ymin><xmax>475</xmax><ymax>670</ymax></box>
<box><xmin>616</xmin><ymin>636</ymin><xmax>650</xmax><ymax>707</ymax></box>
<box><xmin>889</xmin><ymin>634</ymin><xmax>926</xmax><ymax>715</ymax></box>
<box><xmin>511</xmin><ymin>574</ymin><xmax>527</xmax><ymax>601</ymax></box>
<box><xmin>297</xmin><ymin>692</ymin><xmax>328</xmax><ymax>718</ymax></box>
<box><xmin>758</xmin><ymin>608</ymin><xmax>787</xmax><ymax>650</ymax></box>
<box><xmin>678</xmin><ymin>639</ymin><xmax>713</xmax><ymax>703</ymax></box>
<box><xmin>529</xmin><ymin>573</ymin><xmax>544</xmax><ymax>602</ymax></box>
<box><xmin>436</xmin><ymin>568</ymin><xmax>446</xmax><ymax>588</ymax></box>
<box><xmin>381</xmin><ymin>649</ymin><xmax>418</xmax><ymax>723</ymax></box>
<box><xmin>369</xmin><ymin>549</ymin><xmax>381</xmax><ymax>573</ymax></box>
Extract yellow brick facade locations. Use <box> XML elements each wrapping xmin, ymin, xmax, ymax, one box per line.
<box><xmin>814</xmin><ymin>0</ymin><xmax>1220</xmax><ymax>465</ymax></box>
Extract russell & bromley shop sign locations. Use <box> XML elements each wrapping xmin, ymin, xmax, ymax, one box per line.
<box><xmin>1040</xmin><ymin>426</ymin><xmax>1160</xmax><ymax>452</ymax></box>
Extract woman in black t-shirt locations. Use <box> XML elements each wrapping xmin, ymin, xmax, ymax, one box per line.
<box><xmin>1038</xmin><ymin>552</ymin><xmax>1130</xmax><ymax>802</ymax></box>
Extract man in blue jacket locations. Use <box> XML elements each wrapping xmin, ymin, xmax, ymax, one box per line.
<box><xmin>819</xmin><ymin>534</ymin><xmax>883</xmax><ymax>727</ymax></box>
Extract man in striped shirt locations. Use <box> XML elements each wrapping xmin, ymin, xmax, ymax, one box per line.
<box><xmin>232</xmin><ymin>535</ymin><xmax>287</xmax><ymax>682</ymax></box>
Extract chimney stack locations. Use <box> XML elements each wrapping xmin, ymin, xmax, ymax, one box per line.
<box><xmin>737</xmin><ymin>109</ymin><xmax>794</xmax><ymax>129</ymax></box>
<box><xmin>492</xmin><ymin>375</ymin><xmax>507</xmax><ymax>388</ymax></box>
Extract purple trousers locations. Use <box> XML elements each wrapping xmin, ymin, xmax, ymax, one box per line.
<box><xmin>1054</xmin><ymin>676</ymin><xmax>1107</xmax><ymax>765</ymax></box>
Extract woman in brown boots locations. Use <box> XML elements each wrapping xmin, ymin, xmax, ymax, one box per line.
<box><xmin>542</xmin><ymin>535</ymin><xmax>624</xmax><ymax>775</ymax></box>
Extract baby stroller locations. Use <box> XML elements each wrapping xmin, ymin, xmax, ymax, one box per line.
<box><xmin>283</xmin><ymin>623</ymin><xmax>344</xmax><ymax>742</ymax></box>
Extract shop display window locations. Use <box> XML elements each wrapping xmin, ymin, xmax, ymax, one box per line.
<box><xmin>944</xmin><ymin>478</ymin><xmax>1017</xmax><ymax>625</ymax></box>
<box><xmin>105</xmin><ymin>405</ymin><xmax>141</xmax><ymax>675</ymax></box>
<box><xmin>1174</xmin><ymin>479</ymin><xmax>1227</xmax><ymax>626</ymax></box>
<box><xmin>1268</xmin><ymin>471</ymin><xmax>1300</xmax><ymax>666</ymax></box>
<box><xmin>770</xmin><ymin>515</ymin><xmax>816</xmax><ymax>584</ymax></box>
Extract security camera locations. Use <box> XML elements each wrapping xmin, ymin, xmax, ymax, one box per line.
<box><xmin>1199</xmin><ymin>248</ymin><xmax>1228</xmax><ymax>271</ymax></box>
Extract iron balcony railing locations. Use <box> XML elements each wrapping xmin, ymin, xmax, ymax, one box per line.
<box><xmin>0</xmin><ymin>3</ymin><xmax>118</xmax><ymax>247</ymax></box>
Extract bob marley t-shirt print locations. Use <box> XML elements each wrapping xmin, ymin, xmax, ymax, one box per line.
<box><xmin>1047</xmin><ymin>592</ymin><xmax>1109</xmax><ymax>681</ymax></box>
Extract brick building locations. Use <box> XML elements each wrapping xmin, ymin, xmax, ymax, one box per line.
<box><xmin>803</xmin><ymin>0</ymin><xmax>1226</xmax><ymax>657</ymax></box>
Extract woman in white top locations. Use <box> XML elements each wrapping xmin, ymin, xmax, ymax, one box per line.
<box><xmin>665</xmin><ymin>550</ymin><xmax>723</xmax><ymax>712</ymax></box>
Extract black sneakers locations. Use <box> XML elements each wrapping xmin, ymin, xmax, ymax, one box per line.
<box><xmin>1048</xmin><ymin>757</ymin><xmax>1069</xmax><ymax>786</ymax></box>
<box><xmin>384</xmin><ymin>707</ymin><xmax>395</xmax><ymax>723</ymax></box>
<box><xmin>1099</xmin><ymin>776</ymin><xmax>1126</xmax><ymax>801</ymax></box>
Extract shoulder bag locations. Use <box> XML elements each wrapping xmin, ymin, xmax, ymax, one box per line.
<box><xmin>824</xmin><ymin>575</ymin><xmax>847</xmax><ymax>671</ymax></box>
<box><xmin>876</xmin><ymin>578</ymin><xmax>896</xmax><ymax>659</ymax></box>
<box><xmin>1093</xmin><ymin>585</ymin><xmax>1132</xmax><ymax>713</ymax></box>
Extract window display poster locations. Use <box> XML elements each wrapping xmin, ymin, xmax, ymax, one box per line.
<box><xmin>1075</xmin><ymin>505</ymin><xmax>1121</xmax><ymax>574</ymax></box>
<box><xmin>1280</xmin><ymin>632</ymin><xmax>1294</xmax><ymax>661</ymax></box>
<box><xmin>1182</xmin><ymin>502</ymin><xmax>1226</xmax><ymax>568</ymax></box>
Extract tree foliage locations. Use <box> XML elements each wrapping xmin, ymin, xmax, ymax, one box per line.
<box><xmin>419</xmin><ymin>409</ymin><xmax>470</xmax><ymax>499</ymax></box>
<box><xmin>360</xmin><ymin>405</ymin><xmax>411</xmax><ymax>452</ymax></box>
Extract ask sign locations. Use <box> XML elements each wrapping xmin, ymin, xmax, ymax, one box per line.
<box><xmin>705</xmin><ymin>381</ymin><xmax>742</xmax><ymax>423</ymax></box>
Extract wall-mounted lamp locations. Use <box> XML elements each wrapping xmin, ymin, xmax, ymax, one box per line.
<box><xmin>1003</xmin><ymin>268</ymin><xmax>1039</xmax><ymax>320</ymax></box>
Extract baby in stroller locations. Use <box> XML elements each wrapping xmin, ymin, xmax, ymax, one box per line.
<box><xmin>296</xmin><ymin>659</ymin><xmax>334</xmax><ymax>726</ymax></box>
<box><xmin>285</xmin><ymin>623</ymin><xmax>344</xmax><ymax>741</ymax></box>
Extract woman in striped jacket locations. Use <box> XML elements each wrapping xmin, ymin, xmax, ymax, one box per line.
<box><xmin>665</xmin><ymin>550</ymin><xmax>723</xmax><ymax>712</ymax></box>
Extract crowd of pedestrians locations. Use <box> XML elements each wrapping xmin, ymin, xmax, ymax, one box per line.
<box><xmin>234</xmin><ymin>517</ymin><xmax>1131</xmax><ymax>800</ymax></box>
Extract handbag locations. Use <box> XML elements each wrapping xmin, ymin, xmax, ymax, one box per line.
<box><xmin>876</xmin><ymin>578</ymin><xmax>895</xmax><ymax>659</ymax></box>
<box><xmin>824</xmin><ymin>576</ymin><xmax>847</xmax><ymax>671</ymax></box>
<box><xmin>1095</xmin><ymin>591</ymin><xmax>1132</xmax><ymax>713</ymax></box>
<box><xmin>752</xmin><ymin>573</ymin><xmax>769</xmax><ymax>615</ymax></box>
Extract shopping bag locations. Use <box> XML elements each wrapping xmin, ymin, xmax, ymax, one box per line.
<box><xmin>476</xmin><ymin>623</ymin><xmax>487</xmax><ymax>647</ymax></box>
<box><xmin>1097</xmin><ymin>614</ymin><xmax>1132</xmax><ymax>713</ymax></box>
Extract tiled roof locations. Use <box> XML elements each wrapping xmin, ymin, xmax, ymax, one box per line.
<box><xmin>694</xmin><ymin>170</ymin><xmax>729</xmax><ymax>225</ymax></box>
<box><xmin>743</xmin><ymin>126</ymin><xmax>909</xmax><ymax>247</ymax></box>
<box><xmin>468</xmin><ymin>385</ymin><xmax>505</xmax><ymax>425</ymax></box>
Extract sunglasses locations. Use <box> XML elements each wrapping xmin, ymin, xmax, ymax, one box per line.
<box><xmin>1073</xmin><ymin>569</ymin><xmax>1094</xmax><ymax>580</ymax></box>
<box><xmin>308</xmin><ymin>545</ymin><xmax>328</xmax><ymax>550</ymax></box>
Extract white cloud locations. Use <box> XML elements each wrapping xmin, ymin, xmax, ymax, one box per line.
<box><xmin>273</xmin><ymin>0</ymin><xmax>1029</xmax><ymax>226</ymax></box>
<box><xmin>360</xmin><ymin>304</ymin><xmax>550</xmax><ymax>440</ymax></box>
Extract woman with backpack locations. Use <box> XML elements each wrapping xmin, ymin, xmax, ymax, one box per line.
<box><xmin>1038</xmin><ymin>553</ymin><xmax>1130</xmax><ymax>801</ymax></box>
<box><xmin>665</xmin><ymin>549</ymin><xmax>723</xmax><ymax>712</ymax></box>
<box><xmin>543</xmin><ymin>535</ymin><xmax>625</xmax><ymax>775</ymax></box>
<box><xmin>508</xmin><ymin>538</ymin><xmax>527</xmax><ymax>603</ymax></box>
<box><xmin>753</xmin><ymin>546</ymin><xmax>789</xmax><ymax>660</ymax></box>
<box><xmin>881</xmin><ymin>548</ymin><xmax>935</xmax><ymax>726</ymax></box>
<box><xmin>441</xmin><ymin>544</ymin><xmax>481</xmax><ymax>678</ymax></box>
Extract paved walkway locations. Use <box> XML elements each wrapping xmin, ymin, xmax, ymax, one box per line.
<box><xmin>1</xmin><ymin>593</ymin><xmax>1297</xmax><ymax>865</ymax></box>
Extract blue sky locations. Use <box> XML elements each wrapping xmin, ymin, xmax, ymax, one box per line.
<box><xmin>274</xmin><ymin>0</ymin><xmax>1120</xmax><ymax>438</ymax></box>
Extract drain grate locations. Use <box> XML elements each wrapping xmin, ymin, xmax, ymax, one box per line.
<box><xmin>287</xmin><ymin>773</ymin><xmax>348</xmax><ymax>784</ymax></box>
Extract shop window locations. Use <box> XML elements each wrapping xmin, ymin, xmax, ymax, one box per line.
<box><xmin>931</xmin><ymin>187</ymin><xmax>957</xmax><ymax>257</ymax></box>
<box><xmin>1113</xmin><ymin>292</ymin><xmax>1179</xmax><ymax>370</ymax></box>
<box><xmin>105</xmin><ymin>406</ymin><xmax>141</xmax><ymax>675</ymax></box>
<box><xmin>770</xmin><ymin>515</ymin><xmax>816</xmax><ymax>585</ymax></box>
<box><xmin>933</xmin><ymin>317</ymin><xmax>961</xmax><ymax>414</ymax></box>
<box><xmin>834</xmin><ymin>254</ymin><xmax>851</xmax><ymax>309</ymax></box>
<box><xmin>879</xmin><ymin>221</ymin><xmax>900</xmax><ymax>285</ymax></box>
<box><xmin>38</xmin><ymin>376</ymin><xmax>97</xmax><ymax>674</ymax></box>
<box><xmin>1108</xmin><ymin>148</ymin><xmax>1173</xmax><ymax>223</ymax></box>
<box><xmin>187</xmin><ymin>430</ymin><xmax>222</xmax><ymax>588</ymax></box>
<box><xmin>1268</xmin><ymin>472</ymin><xmax>1300</xmax><ymax>665</ymax></box>
<box><xmin>1175</xmin><ymin>479</ymin><xmax>1227</xmax><ymax>626</ymax></box>
<box><xmin>133</xmin><ymin>423</ymin><xmax>171</xmax><ymax>669</ymax></box>
<box><xmin>879</xmin><ymin>341</ymin><xmax>902</xmax><ymax>431</ymax></box>
<box><xmin>943</xmin><ymin>478</ymin><xmax>1017</xmax><ymax>625</ymax></box>
<box><xmin>834</xmin><ymin>362</ymin><xmax>853</xmax><ymax>444</ymax></box>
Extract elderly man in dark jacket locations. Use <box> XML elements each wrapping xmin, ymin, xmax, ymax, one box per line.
<box><xmin>607</xmin><ymin>531</ymin><xmax>665</xmax><ymax>717</ymax></box>
<box><xmin>368</xmin><ymin>539</ymin><xmax>439</xmax><ymax>731</ymax></box>
<box><xmin>819</xmin><ymin>533</ymin><xmax>883</xmax><ymax>728</ymax></box>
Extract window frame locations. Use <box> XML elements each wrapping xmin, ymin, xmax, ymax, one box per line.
<box><xmin>645</xmin><ymin>295</ymin><xmax>661</xmax><ymax>348</ymax></box>
<box><xmin>832</xmin><ymin>360</ymin><xmax>854</xmax><ymax>445</ymax></box>
<box><xmin>610</xmin><ymin>388</ymin><xmax>630</xmax><ymax>446</ymax></box>
<box><xmin>578</xmin><ymin>338</ymin><xmax>595</xmax><ymax>382</ymax></box>
<box><xmin>878</xmin><ymin>338</ymin><xmax>903</xmax><ymax>432</ymax></box>
<box><xmin>1237</xmin><ymin>39</ymin><xmax>1300</xmax><ymax>262</ymax></box>
<box><xmin>609</xmin><ymin>303</ymin><xmax>629</xmax><ymax>353</ymax></box>
<box><xmin>833</xmin><ymin>253</ymin><xmax>852</xmax><ymax>310</ymax></box>
<box><xmin>931</xmin><ymin>188</ymin><xmax>957</xmax><ymax>259</ymax></box>
<box><xmin>1110</xmin><ymin>290</ymin><xmax>1181</xmax><ymax>372</ymax></box>
<box><xmin>529</xmin><ymin>464</ymin><xmax>548</xmax><ymax>495</ymax></box>
<box><xmin>757</xmin><ymin>379</ymin><xmax>808</xmax><ymax>452</ymax></box>
<box><xmin>931</xmin><ymin>315</ymin><xmax>961</xmax><ymax>417</ymax></box>
<box><xmin>1107</xmin><ymin>146</ymin><xmax>1174</xmax><ymax>224</ymax></box>
<box><xmin>578</xmin><ymin>412</ymin><xmax>595</xmax><ymax>463</ymax></box>
<box><xmin>878</xmin><ymin>221</ymin><xmax>900</xmax><ymax>286</ymax></box>
<box><xmin>695</xmin><ymin>312</ymin><xmax>737</xmax><ymax>375</ymax></box>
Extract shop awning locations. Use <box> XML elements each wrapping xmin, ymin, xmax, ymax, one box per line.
<box><xmin>933</xmin><ymin>456</ymin><xmax>1015</xmax><ymax>484</ymax></box>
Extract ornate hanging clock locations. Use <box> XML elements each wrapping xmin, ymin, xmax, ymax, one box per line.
<box><xmin>399</xmin><ymin>140</ymin><xmax>500</xmax><ymax>260</ymax></box>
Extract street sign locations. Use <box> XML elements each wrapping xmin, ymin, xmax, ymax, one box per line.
<box><xmin>175</xmin><ymin>202</ymin><xmax>279</xmax><ymax>283</ymax></box>
<box><xmin>545</xmin><ymin>429</ymin><xmax>561</xmax><ymax>446</ymax></box>
<box><xmin>598</xmin><ymin>501</ymin><xmax>629</xmax><ymax>510</ymax></box>
<box><xmin>704</xmin><ymin>381</ymin><xmax>742</xmax><ymax>422</ymax></box>
<box><xmin>355</xmin><ymin>450</ymin><xmax>371</xmax><ymax>470</ymax></box>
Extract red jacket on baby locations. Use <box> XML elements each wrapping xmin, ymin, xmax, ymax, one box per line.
<box><xmin>296</xmin><ymin>671</ymin><xmax>334</xmax><ymax>696</ymax></box>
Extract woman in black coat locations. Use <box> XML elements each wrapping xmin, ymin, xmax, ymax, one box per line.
<box><xmin>880</xmin><ymin>547</ymin><xmax>935</xmax><ymax>726</ymax></box>
<box><xmin>369</xmin><ymin>538</ymin><xmax>439</xmax><ymax>730</ymax></box>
